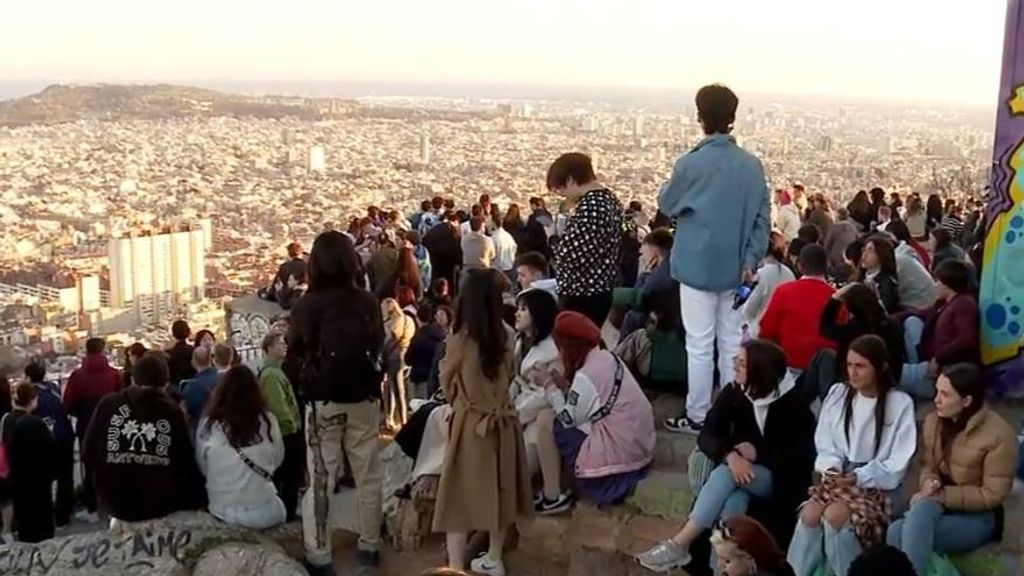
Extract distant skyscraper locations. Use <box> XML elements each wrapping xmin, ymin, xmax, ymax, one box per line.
<box><xmin>308</xmin><ymin>145</ymin><xmax>326</xmax><ymax>173</ymax></box>
<box><xmin>420</xmin><ymin>132</ymin><xmax>431</xmax><ymax>165</ymax></box>
<box><xmin>108</xmin><ymin>227</ymin><xmax>206</xmax><ymax>323</ymax></box>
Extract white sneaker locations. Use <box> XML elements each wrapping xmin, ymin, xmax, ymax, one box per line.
<box><xmin>636</xmin><ymin>540</ymin><xmax>691</xmax><ymax>573</ymax></box>
<box><xmin>74</xmin><ymin>510</ymin><xmax>100</xmax><ymax>524</ymax></box>
<box><xmin>1</xmin><ymin>533</ymin><xmax>13</xmax><ymax>545</ymax></box>
<box><xmin>470</xmin><ymin>554</ymin><xmax>507</xmax><ymax>576</ymax></box>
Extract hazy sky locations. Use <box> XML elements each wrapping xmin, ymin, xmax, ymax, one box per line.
<box><xmin>0</xmin><ymin>0</ymin><xmax>1009</xmax><ymax>104</ymax></box>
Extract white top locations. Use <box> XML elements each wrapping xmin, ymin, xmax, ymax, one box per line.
<box><xmin>776</xmin><ymin>204</ymin><xmax>802</xmax><ymax>242</ymax></box>
<box><xmin>491</xmin><ymin>227</ymin><xmax>519</xmax><ymax>272</ymax></box>
<box><xmin>546</xmin><ymin>370</ymin><xmax>601</xmax><ymax>435</ymax></box>
<box><xmin>743</xmin><ymin>259</ymin><xmax>795</xmax><ymax>336</ymax></box>
<box><xmin>510</xmin><ymin>336</ymin><xmax>560</xmax><ymax>425</ymax></box>
<box><xmin>815</xmin><ymin>384</ymin><xmax>916</xmax><ymax>491</ymax></box>
<box><xmin>196</xmin><ymin>413</ymin><xmax>284</xmax><ymax>514</ymax></box>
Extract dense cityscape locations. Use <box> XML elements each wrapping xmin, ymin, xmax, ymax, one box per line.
<box><xmin>0</xmin><ymin>84</ymin><xmax>996</xmax><ymax>375</ymax></box>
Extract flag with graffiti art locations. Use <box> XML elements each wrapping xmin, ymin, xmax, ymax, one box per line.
<box><xmin>982</xmin><ymin>0</ymin><xmax>1024</xmax><ymax>397</ymax></box>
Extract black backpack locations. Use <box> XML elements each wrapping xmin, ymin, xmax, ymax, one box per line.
<box><xmin>300</xmin><ymin>292</ymin><xmax>384</xmax><ymax>403</ymax></box>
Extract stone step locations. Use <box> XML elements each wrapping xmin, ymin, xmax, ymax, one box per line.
<box><xmin>653</xmin><ymin>430</ymin><xmax>697</xmax><ymax>471</ymax></box>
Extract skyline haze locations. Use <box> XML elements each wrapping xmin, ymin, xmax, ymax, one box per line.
<box><xmin>0</xmin><ymin>0</ymin><xmax>1009</xmax><ymax>107</ymax></box>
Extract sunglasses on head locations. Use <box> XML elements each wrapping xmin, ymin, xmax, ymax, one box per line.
<box><xmin>714</xmin><ymin>518</ymin><xmax>733</xmax><ymax>541</ymax></box>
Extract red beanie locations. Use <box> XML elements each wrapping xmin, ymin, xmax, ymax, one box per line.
<box><xmin>552</xmin><ymin>311</ymin><xmax>602</xmax><ymax>380</ymax></box>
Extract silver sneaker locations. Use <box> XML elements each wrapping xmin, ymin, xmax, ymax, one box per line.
<box><xmin>635</xmin><ymin>540</ymin><xmax>691</xmax><ymax>573</ymax></box>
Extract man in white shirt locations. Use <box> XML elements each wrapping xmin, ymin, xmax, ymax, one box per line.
<box><xmin>490</xmin><ymin>215</ymin><xmax>518</xmax><ymax>278</ymax></box>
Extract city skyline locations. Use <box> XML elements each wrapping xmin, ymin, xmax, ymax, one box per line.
<box><xmin>0</xmin><ymin>1</ymin><xmax>1008</xmax><ymax>106</ymax></box>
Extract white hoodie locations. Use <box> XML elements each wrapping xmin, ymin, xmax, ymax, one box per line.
<box><xmin>746</xmin><ymin>370</ymin><xmax>798</xmax><ymax>434</ymax></box>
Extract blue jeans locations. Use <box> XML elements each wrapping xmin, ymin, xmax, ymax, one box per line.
<box><xmin>887</xmin><ymin>498</ymin><xmax>996</xmax><ymax>576</ymax></box>
<box><xmin>900</xmin><ymin>317</ymin><xmax>935</xmax><ymax>400</ymax></box>
<box><xmin>788</xmin><ymin>518</ymin><xmax>861</xmax><ymax>576</ymax></box>
<box><xmin>901</xmin><ymin>361</ymin><xmax>937</xmax><ymax>400</ymax></box>
<box><xmin>690</xmin><ymin>463</ymin><xmax>773</xmax><ymax>528</ymax></box>
<box><xmin>903</xmin><ymin>316</ymin><xmax>924</xmax><ymax>364</ymax></box>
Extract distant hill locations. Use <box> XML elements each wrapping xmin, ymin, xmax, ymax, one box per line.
<box><xmin>0</xmin><ymin>83</ymin><xmax>353</xmax><ymax>126</ymax></box>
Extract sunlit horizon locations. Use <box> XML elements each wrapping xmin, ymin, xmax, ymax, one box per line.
<box><xmin>0</xmin><ymin>0</ymin><xmax>1010</xmax><ymax>106</ymax></box>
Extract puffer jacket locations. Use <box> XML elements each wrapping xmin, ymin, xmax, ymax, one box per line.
<box><xmin>919</xmin><ymin>406</ymin><xmax>1018</xmax><ymax>512</ymax></box>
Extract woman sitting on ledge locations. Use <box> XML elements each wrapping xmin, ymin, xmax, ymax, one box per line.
<box><xmin>636</xmin><ymin>340</ymin><xmax>815</xmax><ymax>573</ymax></box>
<box><xmin>787</xmin><ymin>335</ymin><xmax>917</xmax><ymax>576</ymax></box>
<box><xmin>541</xmin><ymin>311</ymin><xmax>655</xmax><ymax>507</ymax></box>
<box><xmin>887</xmin><ymin>363</ymin><xmax>1018</xmax><ymax>576</ymax></box>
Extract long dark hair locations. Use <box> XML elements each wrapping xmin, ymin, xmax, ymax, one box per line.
<box><xmin>396</xmin><ymin>246</ymin><xmax>422</xmax><ymax>291</ymax></box>
<box><xmin>927</xmin><ymin>194</ymin><xmax>944</xmax><ymax>222</ymax></box>
<box><xmin>741</xmin><ymin>339</ymin><xmax>788</xmax><ymax>400</ymax></box>
<box><xmin>454</xmin><ymin>269</ymin><xmax>509</xmax><ymax>380</ymax></box>
<box><xmin>765</xmin><ymin>230</ymin><xmax>788</xmax><ymax>264</ymax></box>
<box><xmin>307</xmin><ymin>230</ymin><xmax>363</xmax><ymax>292</ymax></box>
<box><xmin>936</xmin><ymin>363</ymin><xmax>986</xmax><ymax>470</ymax></box>
<box><xmin>840</xmin><ymin>283</ymin><xmax>887</xmax><ymax>332</ymax></box>
<box><xmin>843</xmin><ymin>335</ymin><xmax>896</xmax><ymax>455</ymax></box>
<box><xmin>516</xmin><ymin>289</ymin><xmax>558</xmax><ymax>346</ymax></box>
<box><xmin>864</xmin><ymin>236</ymin><xmax>897</xmax><ymax>275</ymax></box>
<box><xmin>204</xmin><ymin>365</ymin><xmax>271</xmax><ymax>448</ymax></box>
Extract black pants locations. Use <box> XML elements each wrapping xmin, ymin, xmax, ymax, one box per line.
<box><xmin>274</xmin><ymin>432</ymin><xmax>305</xmax><ymax>522</ymax></box>
<box><xmin>13</xmin><ymin>486</ymin><xmax>53</xmax><ymax>543</ymax></box>
<box><xmin>560</xmin><ymin>292</ymin><xmax>613</xmax><ymax>328</ymax></box>
<box><xmin>54</xmin><ymin>440</ymin><xmax>75</xmax><ymax>526</ymax></box>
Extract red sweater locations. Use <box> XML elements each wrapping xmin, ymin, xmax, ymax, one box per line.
<box><xmin>64</xmin><ymin>355</ymin><xmax>122</xmax><ymax>438</ymax></box>
<box><xmin>759</xmin><ymin>278</ymin><xmax>837</xmax><ymax>370</ymax></box>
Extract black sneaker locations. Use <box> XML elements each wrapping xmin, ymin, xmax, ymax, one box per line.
<box><xmin>535</xmin><ymin>493</ymin><xmax>573</xmax><ymax>515</ymax></box>
<box><xmin>664</xmin><ymin>415</ymin><xmax>703</xmax><ymax>435</ymax></box>
<box><xmin>303</xmin><ymin>561</ymin><xmax>338</xmax><ymax>576</ymax></box>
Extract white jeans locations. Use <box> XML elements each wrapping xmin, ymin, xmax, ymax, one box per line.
<box><xmin>679</xmin><ymin>283</ymin><xmax>743</xmax><ymax>423</ymax></box>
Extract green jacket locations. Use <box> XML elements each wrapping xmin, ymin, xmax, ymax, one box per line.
<box><xmin>259</xmin><ymin>358</ymin><xmax>301</xmax><ymax>436</ymax></box>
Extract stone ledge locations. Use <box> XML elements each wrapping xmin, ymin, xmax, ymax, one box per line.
<box><xmin>0</xmin><ymin>511</ymin><xmax>304</xmax><ymax>576</ymax></box>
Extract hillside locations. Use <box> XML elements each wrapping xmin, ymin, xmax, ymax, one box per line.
<box><xmin>0</xmin><ymin>83</ymin><xmax>351</xmax><ymax>126</ymax></box>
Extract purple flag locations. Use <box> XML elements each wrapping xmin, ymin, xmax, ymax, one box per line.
<box><xmin>981</xmin><ymin>0</ymin><xmax>1024</xmax><ymax>396</ymax></box>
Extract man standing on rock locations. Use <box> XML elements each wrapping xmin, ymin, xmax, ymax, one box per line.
<box><xmin>658</xmin><ymin>84</ymin><xmax>771</xmax><ymax>435</ymax></box>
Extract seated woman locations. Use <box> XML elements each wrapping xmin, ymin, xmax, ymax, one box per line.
<box><xmin>509</xmin><ymin>289</ymin><xmax>568</xmax><ymax>514</ymax></box>
<box><xmin>615</xmin><ymin>289</ymin><xmax>686</xmax><ymax>394</ymax></box>
<box><xmin>636</xmin><ymin>340</ymin><xmax>815</xmax><ymax>573</ymax></box>
<box><xmin>541</xmin><ymin>311</ymin><xmax>655</xmax><ymax>507</ymax></box>
<box><xmin>887</xmin><ymin>363</ymin><xmax>1018</xmax><ymax>576</ymax></box>
<box><xmin>742</xmin><ymin>231</ymin><xmax>795</xmax><ymax>339</ymax></box>
<box><xmin>900</xmin><ymin>259</ymin><xmax>979</xmax><ymax>401</ymax></box>
<box><xmin>196</xmin><ymin>365</ymin><xmax>286</xmax><ymax>530</ymax></box>
<box><xmin>805</xmin><ymin>283</ymin><xmax>904</xmax><ymax>402</ymax></box>
<box><xmin>787</xmin><ymin>335</ymin><xmax>917</xmax><ymax>576</ymax></box>
<box><xmin>710</xmin><ymin>516</ymin><xmax>797</xmax><ymax>576</ymax></box>
<box><xmin>859</xmin><ymin>236</ymin><xmax>900</xmax><ymax>314</ymax></box>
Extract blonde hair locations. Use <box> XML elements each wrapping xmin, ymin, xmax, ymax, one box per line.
<box><xmin>381</xmin><ymin>297</ymin><xmax>402</xmax><ymax>320</ymax></box>
<box><xmin>710</xmin><ymin>530</ymin><xmax>758</xmax><ymax>575</ymax></box>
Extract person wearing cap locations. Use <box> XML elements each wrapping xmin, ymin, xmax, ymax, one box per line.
<box><xmin>710</xmin><ymin>516</ymin><xmax>796</xmax><ymax>576</ymax></box>
<box><xmin>541</xmin><ymin>311</ymin><xmax>656</xmax><ymax>508</ymax></box>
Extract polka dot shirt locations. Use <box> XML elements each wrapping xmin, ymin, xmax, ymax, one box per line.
<box><xmin>555</xmin><ymin>188</ymin><xmax>624</xmax><ymax>297</ymax></box>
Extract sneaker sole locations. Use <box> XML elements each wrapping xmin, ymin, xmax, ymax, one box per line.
<box><xmin>637</xmin><ymin>557</ymin><xmax>689</xmax><ymax>573</ymax></box>
<box><xmin>537</xmin><ymin>501</ymin><xmax>573</xmax><ymax>516</ymax></box>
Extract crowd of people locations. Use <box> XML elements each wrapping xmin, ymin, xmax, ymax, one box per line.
<box><xmin>0</xmin><ymin>82</ymin><xmax>1022</xmax><ymax>576</ymax></box>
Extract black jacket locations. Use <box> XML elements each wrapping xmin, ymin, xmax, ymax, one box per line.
<box><xmin>166</xmin><ymin>341</ymin><xmax>196</xmax><ymax>389</ymax></box>
<box><xmin>697</xmin><ymin>382</ymin><xmax>816</xmax><ymax>546</ymax></box>
<box><xmin>288</xmin><ymin>286</ymin><xmax>385</xmax><ymax>403</ymax></box>
<box><xmin>405</xmin><ymin>323</ymin><xmax>447</xmax><ymax>384</ymax></box>
<box><xmin>818</xmin><ymin>298</ymin><xmax>904</xmax><ymax>382</ymax></box>
<box><xmin>84</xmin><ymin>387</ymin><xmax>206</xmax><ymax>522</ymax></box>
<box><xmin>422</xmin><ymin>223</ymin><xmax>462</xmax><ymax>287</ymax></box>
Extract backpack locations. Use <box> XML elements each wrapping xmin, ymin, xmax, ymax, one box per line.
<box><xmin>300</xmin><ymin>293</ymin><xmax>384</xmax><ymax>403</ymax></box>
